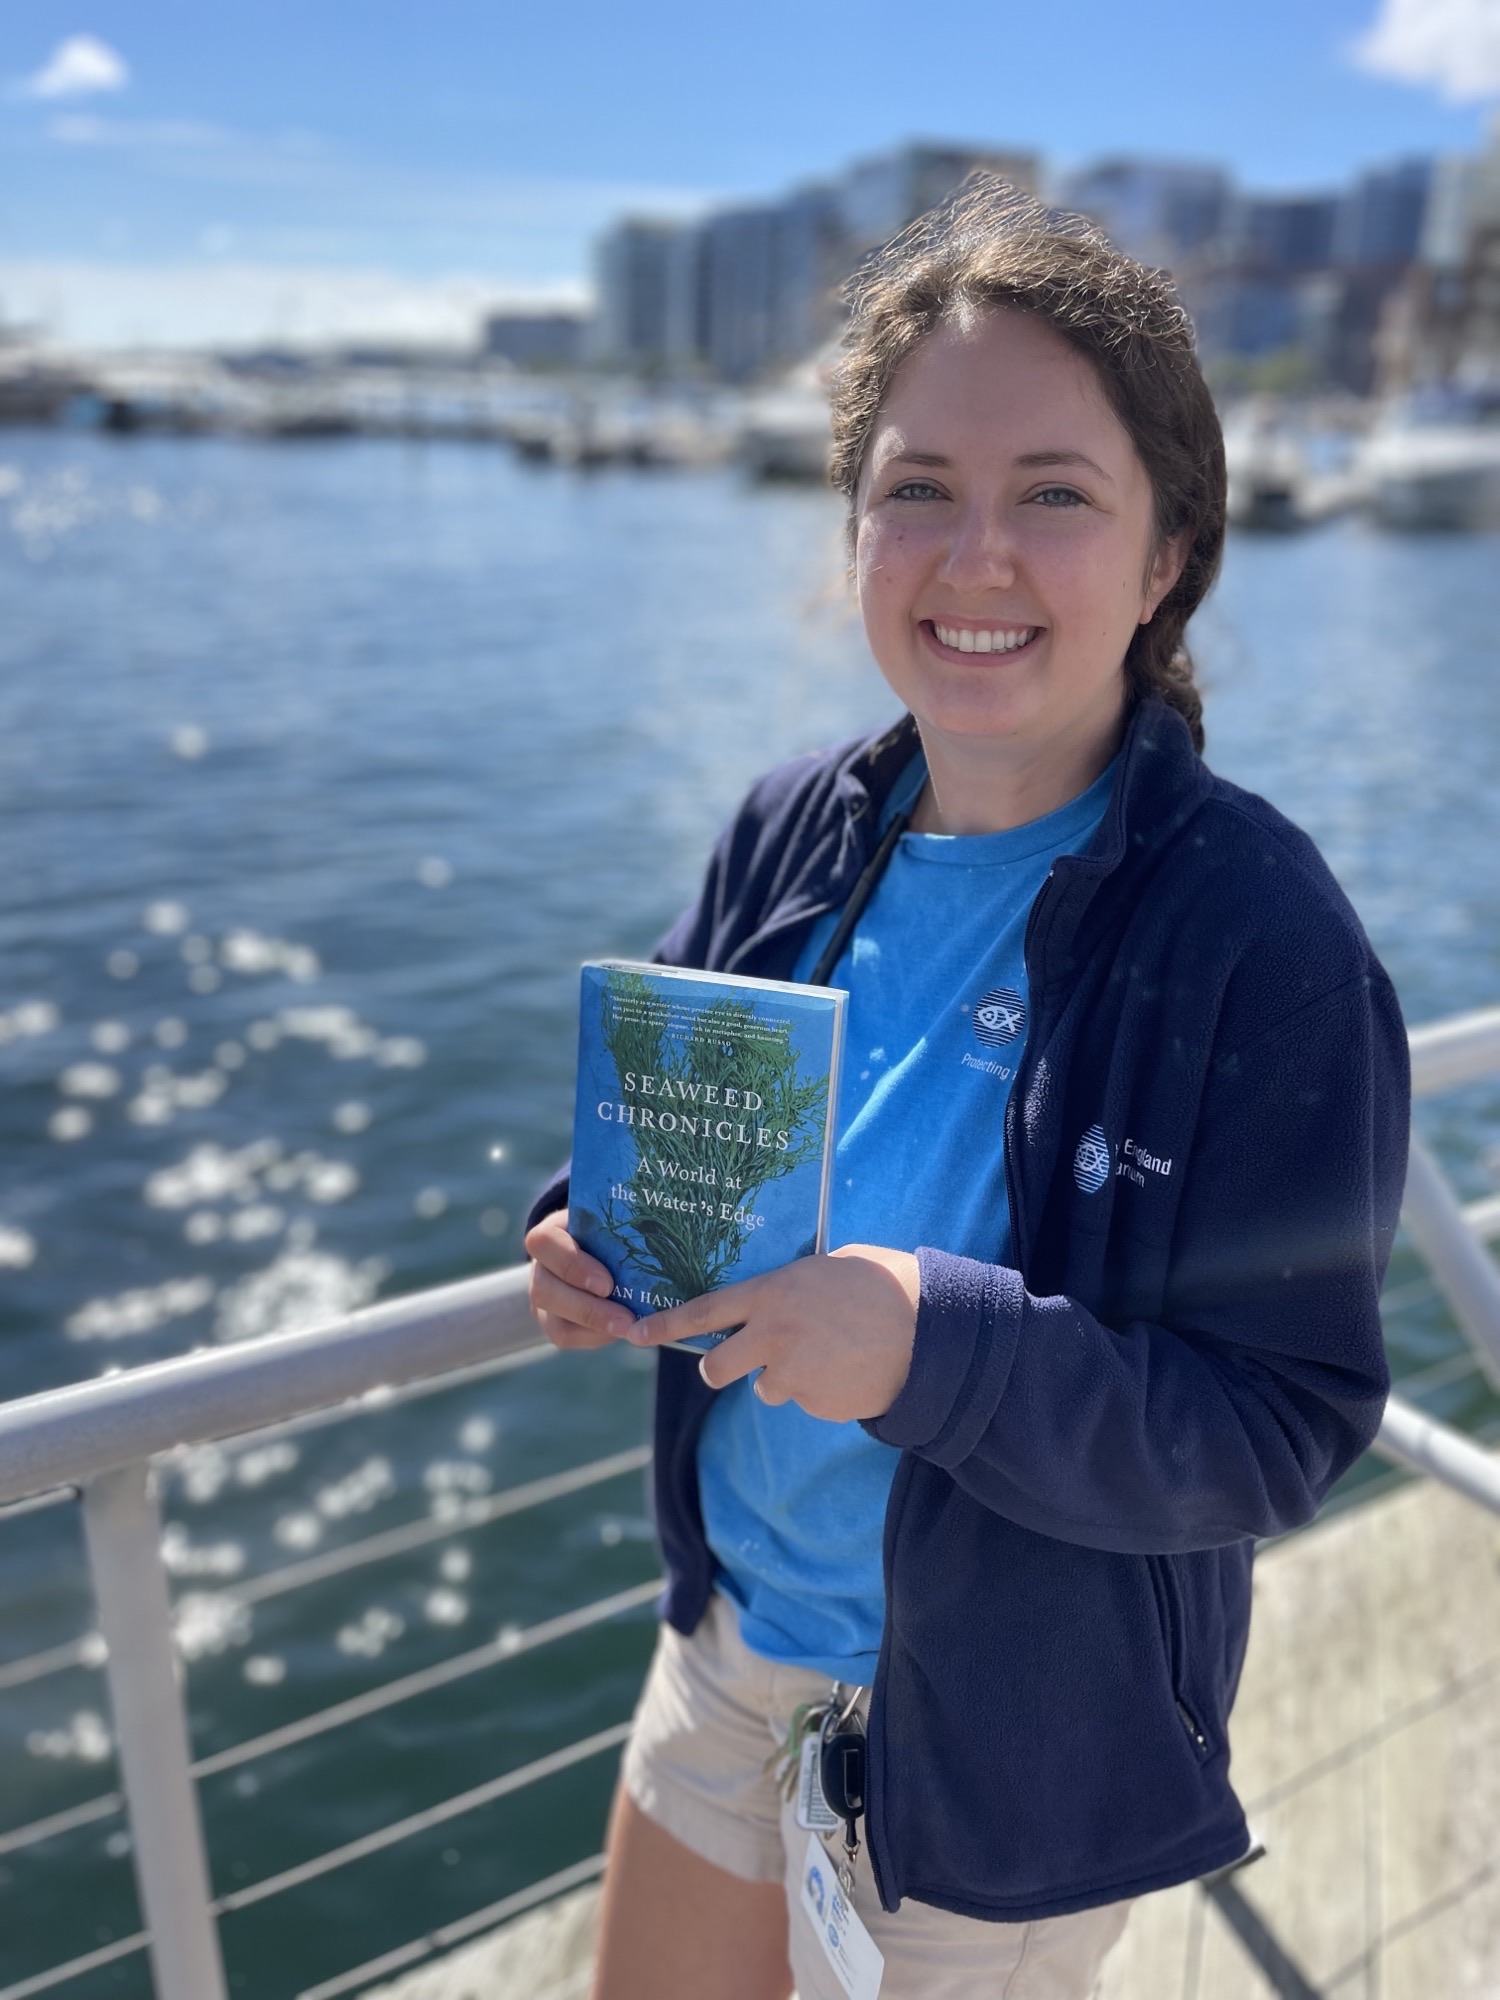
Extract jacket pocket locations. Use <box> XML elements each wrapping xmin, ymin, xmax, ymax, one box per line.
<box><xmin>1147</xmin><ymin>1553</ymin><xmax>1213</xmax><ymax>1760</ymax></box>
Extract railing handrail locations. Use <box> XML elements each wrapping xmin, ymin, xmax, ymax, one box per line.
<box><xmin>0</xmin><ymin>1007</ymin><xmax>1495</xmax><ymax>1513</ymax></box>
<box><xmin>1407</xmin><ymin>1003</ymin><xmax>1500</xmax><ymax>1097</ymax></box>
<box><xmin>0</xmin><ymin>1264</ymin><xmax>539</xmax><ymax>1509</ymax></box>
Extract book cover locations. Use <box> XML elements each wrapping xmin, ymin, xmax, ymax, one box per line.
<box><xmin>569</xmin><ymin>960</ymin><xmax>846</xmax><ymax>1352</ymax></box>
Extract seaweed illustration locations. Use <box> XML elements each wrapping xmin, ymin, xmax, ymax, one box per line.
<box><xmin>597</xmin><ymin>969</ymin><xmax>827</xmax><ymax>1304</ymax></box>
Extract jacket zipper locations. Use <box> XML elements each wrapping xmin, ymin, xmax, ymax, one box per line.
<box><xmin>1151</xmin><ymin>1554</ymin><xmax>1212</xmax><ymax>1759</ymax></box>
<box><xmin>1175</xmin><ymin>1699</ymin><xmax>1210</xmax><ymax>1754</ymax></box>
<box><xmin>1003</xmin><ymin>866</ymin><xmax>1059</xmax><ymax>1265</ymax></box>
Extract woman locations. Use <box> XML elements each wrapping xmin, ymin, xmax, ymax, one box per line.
<box><xmin>525</xmin><ymin>181</ymin><xmax>1409</xmax><ymax>2000</ymax></box>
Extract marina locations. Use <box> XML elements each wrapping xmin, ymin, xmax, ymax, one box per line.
<box><xmin>5</xmin><ymin>342</ymin><xmax>1500</xmax><ymax>522</ymax></box>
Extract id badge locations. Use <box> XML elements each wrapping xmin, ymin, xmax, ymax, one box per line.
<box><xmin>795</xmin><ymin>1732</ymin><xmax>840</xmax><ymax>1832</ymax></box>
<box><xmin>798</xmin><ymin>1832</ymin><xmax>884</xmax><ymax>2000</ymax></box>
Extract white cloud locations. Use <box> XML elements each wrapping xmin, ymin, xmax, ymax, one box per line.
<box><xmin>0</xmin><ymin>258</ymin><xmax>590</xmax><ymax>350</ymax></box>
<box><xmin>1353</xmin><ymin>0</ymin><xmax>1500</xmax><ymax>102</ymax></box>
<box><xmin>25</xmin><ymin>34</ymin><xmax>129</xmax><ymax>100</ymax></box>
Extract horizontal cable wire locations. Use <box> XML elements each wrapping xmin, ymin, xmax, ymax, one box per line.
<box><xmin>215</xmin><ymin>1723</ymin><xmax>630</xmax><ymax>1914</ymax></box>
<box><xmin>1380</xmin><ymin>1277</ymin><xmax>1440</xmax><ymax>1316</ymax></box>
<box><xmin>0</xmin><ymin>1578</ymin><xmax>657</xmax><ymax>1859</ymax></box>
<box><xmin>0</xmin><ymin>1790</ymin><xmax>123</xmax><ymax>1859</ymax></box>
<box><xmin>230</xmin><ymin>1444</ymin><xmax>652</xmax><ymax>1608</ymax></box>
<box><xmin>0</xmin><ymin>1930</ymin><xmax>148</xmax><ymax>2000</ymax></box>
<box><xmin>0</xmin><ymin>1635</ymin><xmax>104</xmax><ymax>1695</ymax></box>
<box><xmin>1390</xmin><ymin>1348</ymin><xmax>1485</xmax><ymax>1401</ymax></box>
<box><xmin>0</xmin><ymin>1444</ymin><xmax>652</xmax><ymax>1694</ymax></box>
<box><xmin>192</xmin><ymin>1577</ymin><xmax>661</xmax><ymax>1778</ymax></box>
<box><xmin>0</xmin><ymin>1487</ymin><xmax>77</xmax><ymax>1526</ymax></box>
<box><xmin>294</xmin><ymin>1851</ymin><xmax>606</xmax><ymax>2000</ymax></box>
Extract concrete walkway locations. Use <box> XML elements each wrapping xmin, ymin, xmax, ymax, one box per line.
<box><xmin>366</xmin><ymin>1466</ymin><xmax>1500</xmax><ymax>1999</ymax></box>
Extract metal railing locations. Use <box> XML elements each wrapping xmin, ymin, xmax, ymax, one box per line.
<box><xmin>1</xmin><ymin>1005</ymin><xmax>1498</xmax><ymax>1999</ymax></box>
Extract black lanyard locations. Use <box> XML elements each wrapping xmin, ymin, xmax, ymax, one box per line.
<box><xmin>808</xmin><ymin>809</ymin><xmax>912</xmax><ymax>990</ymax></box>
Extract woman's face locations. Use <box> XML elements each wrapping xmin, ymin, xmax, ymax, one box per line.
<box><xmin>855</xmin><ymin>307</ymin><xmax>1184</xmax><ymax>766</ymax></box>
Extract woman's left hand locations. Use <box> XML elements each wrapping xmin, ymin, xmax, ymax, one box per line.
<box><xmin>628</xmin><ymin>1246</ymin><xmax>921</xmax><ymax>1423</ymax></box>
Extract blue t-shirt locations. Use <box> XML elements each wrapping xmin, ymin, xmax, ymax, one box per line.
<box><xmin>696</xmin><ymin>753</ymin><xmax>1115</xmax><ymax>1681</ymax></box>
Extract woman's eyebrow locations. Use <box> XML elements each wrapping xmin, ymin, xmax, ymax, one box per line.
<box><xmin>883</xmin><ymin>446</ymin><xmax>1115</xmax><ymax>482</ymax></box>
<box><xmin>1013</xmin><ymin>448</ymin><xmax>1114</xmax><ymax>482</ymax></box>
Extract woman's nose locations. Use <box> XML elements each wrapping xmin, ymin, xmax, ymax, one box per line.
<box><xmin>937</xmin><ymin>504</ymin><xmax>1019</xmax><ymax>593</ymax></box>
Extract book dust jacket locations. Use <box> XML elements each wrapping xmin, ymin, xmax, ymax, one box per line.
<box><xmin>570</xmin><ymin>962</ymin><xmax>846</xmax><ymax>1352</ymax></box>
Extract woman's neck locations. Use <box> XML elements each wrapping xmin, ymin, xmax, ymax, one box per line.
<box><xmin>907</xmin><ymin>710</ymin><xmax>1125</xmax><ymax>836</ymax></box>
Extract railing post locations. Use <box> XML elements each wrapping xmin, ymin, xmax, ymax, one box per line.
<box><xmin>1401</xmin><ymin>1132</ymin><xmax>1500</xmax><ymax>1393</ymax></box>
<box><xmin>82</xmin><ymin>1461</ymin><xmax>230</xmax><ymax>2000</ymax></box>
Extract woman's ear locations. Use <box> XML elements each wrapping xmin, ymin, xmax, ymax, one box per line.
<box><xmin>1140</xmin><ymin>528</ymin><xmax>1191</xmax><ymax>625</ymax></box>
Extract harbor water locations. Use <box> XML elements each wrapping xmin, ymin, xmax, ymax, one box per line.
<box><xmin>1</xmin><ymin>431</ymin><xmax>1499</xmax><ymax>1996</ymax></box>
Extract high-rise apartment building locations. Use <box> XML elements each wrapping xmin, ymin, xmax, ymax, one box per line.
<box><xmin>593</xmin><ymin>142</ymin><xmax>1038</xmax><ymax>382</ymax></box>
<box><xmin>1337</xmin><ymin>158</ymin><xmax>1433</xmax><ymax>268</ymax></box>
<box><xmin>1060</xmin><ymin>159</ymin><xmax>1233</xmax><ymax>268</ymax></box>
<box><xmin>592</xmin><ymin>219</ymin><xmax>694</xmax><ymax>371</ymax></box>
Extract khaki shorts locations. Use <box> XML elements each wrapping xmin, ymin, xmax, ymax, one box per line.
<box><xmin>622</xmin><ymin>1594</ymin><xmax>1132</xmax><ymax>2000</ymax></box>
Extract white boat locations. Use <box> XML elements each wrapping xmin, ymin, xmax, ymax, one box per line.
<box><xmin>1355</xmin><ymin>387</ymin><xmax>1500</xmax><ymax>530</ymax></box>
<box><xmin>1223</xmin><ymin>401</ymin><xmax>1308</xmax><ymax>531</ymax></box>
<box><xmin>738</xmin><ymin>385</ymin><xmax>831</xmax><ymax>481</ymax></box>
<box><xmin>737</xmin><ymin>353</ymin><xmax>834</xmax><ymax>482</ymax></box>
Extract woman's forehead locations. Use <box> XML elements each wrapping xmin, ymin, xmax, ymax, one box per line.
<box><xmin>865</xmin><ymin>311</ymin><xmax>1137</xmax><ymax>478</ymax></box>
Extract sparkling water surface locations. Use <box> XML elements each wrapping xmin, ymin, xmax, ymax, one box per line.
<box><xmin>1</xmin><ymin>433</ymin><xmax>1497</xmax><ymax>1996</ymax></box>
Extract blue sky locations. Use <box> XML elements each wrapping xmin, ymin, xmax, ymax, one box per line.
<box><xmin>2</xmin><ymin>0</ymin><xmax>1497</xmax><ymax>346</ymax></box>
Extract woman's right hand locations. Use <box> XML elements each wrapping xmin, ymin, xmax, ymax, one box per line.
<box><xmin>524</xmin><ymin>1209</ymin><xmax>636</xmax><ymax>1350</ymax></box>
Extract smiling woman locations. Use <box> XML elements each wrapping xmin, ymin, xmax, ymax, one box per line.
<box><xmin>524</xmin><ymin>179</ymin><xmax>1409</xmax><ymax>2000</ymax></box>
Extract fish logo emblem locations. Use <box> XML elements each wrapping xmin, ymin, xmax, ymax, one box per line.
<box><xmin>973</xmin><ymin>987</ymin><xmax>1026</xmax><ymax>1047</ymax></box>
<box><xmin>1073</xmin><ymin>1124</ymin><xmax>1111</xmax><ymax>1194</ymax></box>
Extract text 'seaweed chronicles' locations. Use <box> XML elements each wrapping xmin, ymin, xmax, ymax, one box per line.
<box><xmin>570</xmin><ymin>961</ymin><xmax>846</xmax><ymax>1353</ymax></box>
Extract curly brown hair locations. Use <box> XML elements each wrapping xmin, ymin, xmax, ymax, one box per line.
<box><xmin>828</xmin><ymin>177</ymin><xmax>1225</xmax><ymax>753</ymax></box>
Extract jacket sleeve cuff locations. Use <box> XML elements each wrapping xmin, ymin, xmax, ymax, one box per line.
<box><xmin>523</xmin><ymin>1166</ymin><xmax>571</xmax><ymax>1237</ymax></box>
<box><xmin>863</xmin><ymin>1247</ymin><xmax>1026</xmax><ymax>1463</ymax></box>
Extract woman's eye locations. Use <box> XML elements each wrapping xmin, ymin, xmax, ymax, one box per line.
<box><xmin>889</xmin><ymin>480</ymin><xmax>945</xmax><ymax>502</ymax></box>
<box><xmin>1030</xmin><ymin>486</ymin><xmax>1087</xmax><ymax>508</ymax></box>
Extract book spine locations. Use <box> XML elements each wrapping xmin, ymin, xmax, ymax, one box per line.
<box><xmin>813</xmin><ymin>991</ymin><xmax>845</xmax><ymax>1256</ymax></box>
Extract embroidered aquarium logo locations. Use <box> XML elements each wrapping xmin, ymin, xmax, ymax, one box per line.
<box><xmin>1073</xmin><ymin>1124</ymin><xmax>1112</xmax><ymax>1194</ymax></box>
<box><xmin>973</xmin><ymin>987</ymin><xmax>1026</xmax><ymax>1048</ymax></box>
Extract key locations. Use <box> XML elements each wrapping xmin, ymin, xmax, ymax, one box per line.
<box><xmin>819</xmin><ymin>1708</ymin><xmax>868</xmax><ymax>1882</ymax></box>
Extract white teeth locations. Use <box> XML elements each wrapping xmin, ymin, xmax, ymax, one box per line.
<box><xmin>936</xmin><ymin>623</ymin><xmax>1035</xmax><ymax>652</ymax></box>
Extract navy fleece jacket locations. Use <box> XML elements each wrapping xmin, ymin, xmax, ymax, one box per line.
<box><xmin>528</xmin><ymin>697</ymin><xmax>1409</xmax><ymax>1921</ymax></box>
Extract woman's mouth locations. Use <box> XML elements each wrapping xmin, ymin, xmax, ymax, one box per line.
<box><xmin>924</xmin><ymin>620</ymin><xmax>1041</xmax><ymax>658</ymax></box>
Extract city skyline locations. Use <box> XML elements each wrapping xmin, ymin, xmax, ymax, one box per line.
<box><xmin>2</xmin><ymin>0</ymin><xmax>1498</xmax><ymax>347</ymax></box>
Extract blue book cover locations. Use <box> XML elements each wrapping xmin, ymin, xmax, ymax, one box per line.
<box><xmin>570</xmin><ymin>961</ymin><xmax>846</xmax><ymax>1351</ymax></box>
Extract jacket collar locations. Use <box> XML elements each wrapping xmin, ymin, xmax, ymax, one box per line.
<box><xmin>835</xmin><ymin>695</ymin><xmax>1209</xmax><ymax>864</ymax></box>
<box><xmin>740</xmin><ymin>697</ymin><xmax>1210</xmax><ymax>979</ymax></box>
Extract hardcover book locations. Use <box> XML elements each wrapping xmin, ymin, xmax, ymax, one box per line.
<box><xmin>569</xmin><ymin>960</ymin><xmax>846</xmax><ymax>1352</ymax></box>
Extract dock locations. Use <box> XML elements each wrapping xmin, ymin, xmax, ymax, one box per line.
<box><xmin>365</xmin><ymin>1460</ymin><xmax>1500</xmax><ymax>2000</ymax></box>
